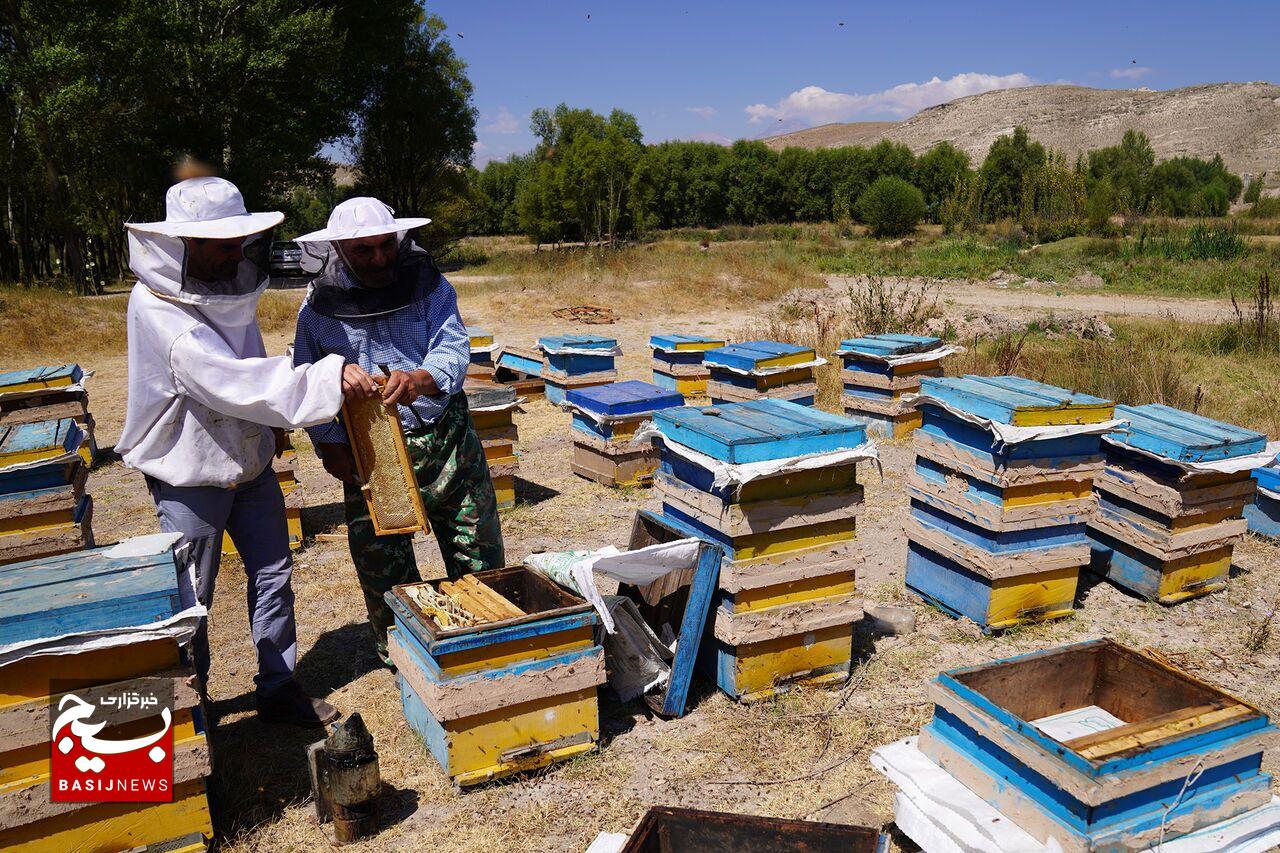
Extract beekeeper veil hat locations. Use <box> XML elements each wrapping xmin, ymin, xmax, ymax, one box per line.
<box><xmin>126</xmin><ymin>177</ymin><xmax>282</xmax><ymax>323</ymax></box>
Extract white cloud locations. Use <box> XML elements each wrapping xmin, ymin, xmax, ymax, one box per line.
<box><xmin>1110</xmin><ymin>66</ymin><xmax>1152</xmax><ymax>80</ymax></box>
<box><xmin>745</xmin><ymin>72</ymin><xmax>1035</xmax><ymax>124</ymax></box>
<box><xmin>685</xmin><ymin>106</ymin><xmax>717</xmax><ymax>119</ymax></box>
<box><xmin>481</xmin><ymin>106</ymin><xmax>521</xmax><ymax>135</ymax></box>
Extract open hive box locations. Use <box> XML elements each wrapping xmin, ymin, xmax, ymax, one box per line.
<box><xmin>918</xmin><ymin>639</ymin><xmax>1276</xmax><ymax>852</ymax></box>
<box><xmin>1090</xmin><ymin>404</ymin><xmax>1264</xmax><ymax>604</ymax></box>
<box><xmin>651</xmin><ymin>399</ymin><xmax>867</xmax><ymax>702</ymax></box>
<box><xmin>906</xmin><ymin>376</ymin><xmax>1114</xmax><ymax>632</ymax></box>
<box><xmin>838</xmin><ymin>333</ymin><xmax>946</xmax><ymax>439</ymax></box>
<box><xmin>385</xmin><ymin>566</ymin><xmax>605</xmax><ymax>787</ymax></box>
<box><xmin>566</xmin><ymin>380</ymin><xmax>684</xmax><ymax>488</ymax></box>
<box><xmin>0</xmin><ymin>419</ymin><xmax>93</xmax><ymax>566</ymax></box>
<box><xmin>620</xmin><ymin>806</ymin><xmax>885</xmax><ymax>852</ymax></box>
<box><xmin>704</xmin><ymin>340</ymin><xmax>818</xmax><ymax>407</ymax></box>
<box><xmin>493</xmin><ymin>344</ymin><xmax>546</xmax><ymax>397</ymax></box>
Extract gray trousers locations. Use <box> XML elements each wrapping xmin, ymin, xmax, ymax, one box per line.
<box><xmin>147</xmin><ymin>465</ymin><xmax>297</xmax><ymax>696</ymax></box>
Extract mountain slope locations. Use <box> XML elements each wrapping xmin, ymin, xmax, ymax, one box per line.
<box><xmin>761</xmin><ymin>82</ymin><xmax>1280</xmax><ymax>180</ymax></box>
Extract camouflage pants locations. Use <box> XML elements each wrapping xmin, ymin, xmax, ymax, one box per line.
<box><xmin>343</xmin><ymin>392</ymin><xmax>504</xmax><ymax>664</ymax></box>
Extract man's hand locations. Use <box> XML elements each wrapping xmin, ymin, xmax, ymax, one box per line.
<box><xmin>383</xmin><ymin>368</ymin><xmax>438</xmax><ymax>407</ymax></box>
<box><xmin>319</xmin><ymin>442</ymin><xmax>360</xmax><ymax>485</ymax></box>
<box><xmin>342</xmin><ymin>363</ymin><xmax>379</xmax><ymax>401</ymax></box>
<box><xmin>272</xmin><ymin>427</ymin><xmax>288</xmax><ymax>458</ymax></box>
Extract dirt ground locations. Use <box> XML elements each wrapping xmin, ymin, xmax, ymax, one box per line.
<box><xmin>28</xmin><ymin>284</ymin><xmax>1280</xmax><ymax>852</ymax></box>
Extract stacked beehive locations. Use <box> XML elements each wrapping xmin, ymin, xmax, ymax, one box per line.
<box><xmin>1089</xmin><ymin>404</ymin><xmax>1269</xmax><ymax>604</ymax></box>
<box><xmin>836</xmin><ymin>334</ymin><xmax>949</xmax><ymax>439</ymax></box>
<box><xmin>465</xmin><ymin>326</ymin><xmax>497</xmax><ymax>379</ymax></box>
<box><xmin>0</xmin><ymin>536</ymin><xmax>213</xmax><ymax>852</ymax></box>
<box><xmin>222</xmin><ymin>431</ymin><xmax>304</xmax><ymax>556</ymax></box>
<box><xmin>0</xmin><ymin>365</ymin><xmax>96</xmax><ymax>464</ymax></box>
<box><xmin>537</xmin><ymin>334</ymin><xmax>619</xmax><ymax>406</ymax></box>
<box><xmin>905</xmin><ymin>376</ymin><xmax>1115</xmax><ymax>632</ymax></box>
<box><xmin>464</xmin><ymin>378</ymin><xmax>521</xmax><ymax>511</ymax></box>
<box><xmin>564</xmin><ymin>380</ymin><xmax>683</xmax><ymax>488</ymax></box>
<box><xmin>649</xmin><ymin>334</ymin><xmax>725</xmax><ymax>401</ymax></box>
<box><xmin>873</xmin><ymin>639</ymin><xmax>1280</xmax><ymax>852</ymax></box>
<box><xmin>0</xmin><ymin>418</ymin><xmax>93</xmax><ymax>566</ymax></box>
<box><xmin>651</xmin><ymin>399</ymin><xmax>870</xmax><ymax>702</ymax></box>
<box><xmin>492</xmin><ymin>344</ymin><xmax>546</xmax><ymax>398</ymax></box>
<box><xmin>384</xmin><ymin>567</ymin><xmax>605</xmax><ymax>787</ymax></box>
<box><xmin>1246</xmin><ymin>463</ymin><xmax>1280</xmax><ymax>542</ymax></box>
<box><xmin>703</xmin><ymin>341</ymin><xmax>820</xmax><ymax>407</ymax></box>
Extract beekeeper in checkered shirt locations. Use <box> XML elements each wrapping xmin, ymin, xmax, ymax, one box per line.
<box><xmin>292</xmin><ymin>198</ymin><xmax>504</xmax><ymax>668</ymax></box>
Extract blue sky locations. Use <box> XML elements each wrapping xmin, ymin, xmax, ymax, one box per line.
<box><xmin>427</xmin><ymin>1</ymin><xmax>1279</xmax><ymax>165</ymax></box>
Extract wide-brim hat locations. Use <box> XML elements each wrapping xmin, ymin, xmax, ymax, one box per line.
<box><xmin>294</xmin><ymin>196</ymin><xmax>430</xmax><ymax>243</ymax></box>
<box><xmin>126</xmin><ymin>177</ymin><xmax>283</xmax><ymax>239</ymax></box>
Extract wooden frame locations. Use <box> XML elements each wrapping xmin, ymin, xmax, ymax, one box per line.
<box><xmin>341</xmin><ymin>392</ymin><xmax>428</xmax><ymax>536</ymax></box>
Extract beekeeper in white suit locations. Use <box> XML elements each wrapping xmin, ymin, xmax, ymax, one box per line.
<box><xmin>118</xmin><ymin>176</ymin><xmax>377</xmax><ymax>727</ymax></box>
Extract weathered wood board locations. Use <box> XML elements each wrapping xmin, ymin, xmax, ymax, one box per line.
<box><xmin>342</xmin><ymin>391</ymin><xmax>428</xmax><ymax>535</ymax></box>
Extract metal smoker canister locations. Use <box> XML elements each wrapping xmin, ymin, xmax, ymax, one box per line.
<box><xmin>322</xmin><ymin>713</ymin><xmax>381</xmax><ymax>843</ymax></box>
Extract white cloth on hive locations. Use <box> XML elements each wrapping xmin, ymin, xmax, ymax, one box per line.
<box><xmin>833</xmin><ymin>344</ymin><xmax>962</xmax><ymax>365</ymax></box>
<box><xmin>1102</xmin><ymin>437</ymin><xmax>1280</xmax><ymax>476</ymax></box>
<box><xmin>915</xmin><ymin>394</ymin><xmax>1127</xmax><ymax>448</ymax></box>
<box><xmin>707</xmin><ymin>356</ymin><xmax>827</xmax><ymax>376</ymax></box>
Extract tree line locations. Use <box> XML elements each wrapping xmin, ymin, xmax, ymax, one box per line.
<box><xmin>1</xmin><ymin>2</ymin><xmax>475</xmax><ymax>292</ymax></box>
<box><xmin>469</xmin><ymin>106</ymin><xmax>1245</xmax><ymax>245</ymax></box>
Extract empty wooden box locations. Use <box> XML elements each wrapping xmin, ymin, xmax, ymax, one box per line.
<box><xmin>621</xmin><ymin>806</ymin><xmax>886</xmax><ymax>852</ymax></box>
<box><xmin>913</xmin><ymin>640</ymin><xmax>1277</xmax><ymax>852</ymax></box>
<box><xmin>386</xmin><ymin>567</ymin><xmax>605</xmax><ymax>787</ymax></box>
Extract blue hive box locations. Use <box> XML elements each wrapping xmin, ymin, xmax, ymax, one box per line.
<box><xmin>1090</xmin><ymin>404</ymin><xmax>1265</xmax><ymax>604</ymax></box>
<box><xmin>703</xmin><ymin>341</ymin><xmax>817</xmax><ymax>407</ymax></box>
<box><xmin>567</xmin><ymin>381</ymin><xmax>684</xmax><ymax>487</ymax></box>
<box><xmin>839</xmin><ymin>334</ymin><xmax>945</xmax><ymax>439</ymax></box>
<box><xmin>916</xmin><ymin>639</ymin><xmax>1276</xmax><ymax>851</ymax></box>
<box><xmin>1246</xmin><ymin>466</ymin><xmax>1280</xmax><ymax>542</ymax></box>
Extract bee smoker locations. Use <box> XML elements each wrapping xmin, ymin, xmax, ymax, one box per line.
<box><xmin>307</xmin><ymin>713</ymin><xmax>382</xmax><ymax>843</ymax></box>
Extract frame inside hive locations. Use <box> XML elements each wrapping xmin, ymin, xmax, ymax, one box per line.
<box><xmin>342</xmin><ymin>391</ymin><xmax>429</xmax><ymax>535</ymax></box>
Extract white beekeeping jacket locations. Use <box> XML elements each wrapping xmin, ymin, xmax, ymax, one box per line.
<box><xmin>116</xmin><ymin>179</ymin><xmax>345</xmax><ymax>488</ymax></box>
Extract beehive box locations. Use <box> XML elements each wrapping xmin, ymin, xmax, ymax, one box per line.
<box><xmin>493</xmin><ymin>345</ymin><xmax>546</xmax><ymax>398</ymax></box>
<box><xmin>0</xmin><ymin>420</ymin><xmax>92</xmax><ymax>566</ymax></box>
<box><xmin>1246</xmin><ymin>466</ymin><xmax>1280</xmax><ymax>542</ymax></box>
<box><xmin>0</xmin><ymin>365</ymin><xmax>96</xmax><ymax>465</ymax></box>
<box><xmin>465</xmin><ymin>379</ymin><xmax>521</xmax><ymax>510</ymax></box>
<box><xmin>837</xmin><ymin>334</ymin><xmax>947</xmax><ymax>439</ymax></box>
<box><xmin>703</xmin><ymin>341</ymin><xmax>818</xmax><ymax>407</ymax></box>
<box><xmin>566</xmin><ymin>381</ymin><xmax>683</xmax><ymax>488</ymax></box>
<box><xmin>385</xmin><ymin>567</ymin><xmax>605</xmax><ymax>787</ymax></box>
<box><xmin>467</xmin><ymin>326</ymin><xmax>496</xmax><ymax>367</ymax></box>
<box><xmin>652</xmin><ymin>399</ymin><xmax>868</xmax><ymax>702</ymax></box>
<box><xmin>906</xmin><ymin>377</ymin><xmax>1114</xmax><ymax>631</ymax></box>
<box><xmin>342</xmin><ymin>389</ymin><xmax>429</xmax><ymax>535</ymax></box>
<box><xmin>0</xmin><ymin>538</ymin><xmax>212</xmax><ymax>852</ymax></box>
<box><xmin>649</xmin><ymin>334</ymin><xmax>726</xmax><ymax>400</ymax></box>
<box><xmin>1089</xmin><ymin>404</ymin><xmax>1265</xmax><ymax>604</ymax></box>
<box><xmin>538</xmin><ymin>335</ymin><xmax>618</xmax><ymax>406</ymax></box>
<box><xmin>906</xmin><ymin>640</ymin><xmax>1277</xmax><ymax>852</ymax></box>
<box><xmin>621</xmin><ymin>806</ymin><xmax>886</xmax><ymax>852</ymax></box>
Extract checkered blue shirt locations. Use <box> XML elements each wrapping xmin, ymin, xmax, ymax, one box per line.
<box><xmin>293</xmin><ymin>268</ymin><xmax>470</xmax><ymax>446</ymax></box>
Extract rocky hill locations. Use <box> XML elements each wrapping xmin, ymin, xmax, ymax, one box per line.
<box><xmin>761</xmin><ymin>82</ymin><xmax>1280</xmax><ymax>182</ymax></box>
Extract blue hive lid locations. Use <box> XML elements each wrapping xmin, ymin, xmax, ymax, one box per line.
<box><xmin>566</xmin><ymin>380</ymin><xmax>684</xmax><ymax>416</ymax></box>
<box><xmin>653</xmin><ymin>398</ymin><xmax>866</xmax><ymax>464</ymax></box>
<box><xmin>0</xmin><ymin>364</ymin><xmax>83</xmax><ymax>389</ymax></box>
<box><xmin>649</xmin><ymin>333</ymin><xmax>726</xmax><ymax>350</ymax></box>
<box><xmin>538</xmin><ymin>334</ymin><xmax>617</xmax><ymax>351</ymax></box>
<box><xmin>919</xmin><ymin>375</ymin><xmax>1114</xmax><ymax>426</ymax></box>
<box><xmin>839</xmin><ymin>334</ymin><xmax>941</xmax><ymax>356</ymax></box>
<box><xmin>1112</xmin><ymin>404</ymin><xmax>1266</xmax><ymax>463</ymax></box>
<box><xmin>704</xmin><ymin>341</ymin><xmax>814</xmax><ymax>371</ymax></box>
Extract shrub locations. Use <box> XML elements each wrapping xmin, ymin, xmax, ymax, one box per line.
<box><xmin>1247</xmin><ymin>196</ymin><xmax>1280</xmax><ymax>218</ymax></box>
<box><xmin>856</xmin><ymin>176</ymin><xmax>926</xmax><ymax>237</ymax></box>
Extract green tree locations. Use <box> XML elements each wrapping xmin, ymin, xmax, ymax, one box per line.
<box><xmin>979</xmin><ymin>126</ymin><xmax>1046</xmax><ymax>220</ymax></box>
<box><xmin>1148</xmin><ymin>155</ymin><xmax>1242</xmax><ymax>216</ymax></box>
<box><xmin>1019</xmin><ymin>151</ymin><xmax>1086</xmax><ymax>241</ymax></box>
<box><xmin>857</xmin><ymin>176</ymin><xmax>926</xmax><ymax>237</ymax></box>
<box><xmin>915</xmin><ymin>142</ymin><xmax>971</xmax><ymax>217</ymax></box>
<box><xmin>722</xmin><ymin>140</ymin><xmax>782</xmax><ymax>225</ymax></box>
<box><xmin>1244</xmin><ymin>173</ymin><xmax>1265</xmax><ymax>205</ymax></box>
<box><xmin>352</xmin><ymin>12</ymin><xmax>478</xmax><ymax>255</ymax></box>
<box><xmin>630</xmin><ymin>141</ymin><xmax>727</xmax><ymax>231</ymax></box>
<box><xmin>1086</xmin><ymin>130</ymin><xmax>1155</xmax><ymax>214</ymax></box>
